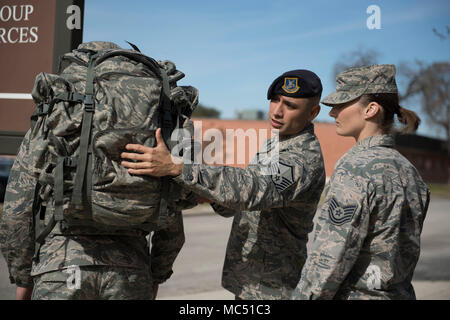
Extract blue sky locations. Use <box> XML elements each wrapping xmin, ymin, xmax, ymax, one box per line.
<box><xmin>84</xmin><ymin>0</ymin><xmax>450</xmax><ymax>139</ymax></box>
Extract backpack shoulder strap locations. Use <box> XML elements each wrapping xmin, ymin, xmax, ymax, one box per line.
<box><xmin>71</xmin><ymin>54</ymin><xmax>98</xmax><ymax>209</ymax></box>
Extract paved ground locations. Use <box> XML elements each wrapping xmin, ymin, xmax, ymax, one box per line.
<box><xmin>408</xmin><ymin>197</ymin><xmax>450</xmax><ymax>299</ymax></box>
<box><xmin>0</xmin><ymin>198</ymin><xmax>449</xmax><ymax>300</ymax></box>
<box><xmin>158</xmin><ymin>198</ymin><xmax>450</xmax><ymax>300</ymax></box>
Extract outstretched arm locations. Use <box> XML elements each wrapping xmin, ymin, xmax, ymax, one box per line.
<box><xmin>121</xmin><ymin>128</ymin><xmax>322</xmax><ymax>213</ymax></box>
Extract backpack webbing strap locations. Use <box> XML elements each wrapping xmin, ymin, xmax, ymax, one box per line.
<box><xmin>32</xmin><ymin>183</ymin><xmax>44</xmax><ymax>262</ymax></box>
<box><xmin>84</xmin><ymin>144</ymin><xmax>94</xmax><ymax>217</ymax></box>
<box><xmin>158</xmin><ymin>99</ymin><xmax>182</xmax><ymax>227</ymax></box>
<box><xmin>34</xmin><ymin>215</ymin><xmax>56</xmax><ymax>262</ymax></box>
<box><xmin>71</xmin><ymin>55</ymin><xmax>97</xmax><ymax>208</ymax></box>
<box><xmin>54</xmin><ymin>158</ymin><xmax>65</xmax><ymax>221</ymax></box>
<box><xmin>157</xmin><ymin>69</ymin><xmax>176</xmax><ymax>227</ymax></box>
<box><xmin>30</xmin><ymin>103</ymin><xmax>50</xmax><ymax>130</ymax></box>
<box><xmin>55</xmin><ymin>157</ymin><xmax>78</xmax><ymax>221</ymax></box>
<box><xmin>54</xmin><ymin>92</ymin><xmax>85</xmax><ymax>103</ymax></box>
<box><xmin>34</xmin><ymin>156</ymin><xmax>77</xmax><ymax>261</ymax></box>
<box><xmin>159</xmin><ymin>70</ymin><xmax>174</xmax><ymax>148</ymax></box>
<box><xmin>159</xmin><ymin>68</ymin><xmax>183</xmax><ymax>149</ymax></box>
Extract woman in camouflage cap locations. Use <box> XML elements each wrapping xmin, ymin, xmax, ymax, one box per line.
<box><xmin>292</xmin><ymin>64</ymin><xmax>430</xmax><ymax>300</ymax></box>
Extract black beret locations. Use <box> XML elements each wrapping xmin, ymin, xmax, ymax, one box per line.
<box><xmin>267</xmin><ymin>69</ymin><xmax>323</xmax><ymax>100</ymax></box>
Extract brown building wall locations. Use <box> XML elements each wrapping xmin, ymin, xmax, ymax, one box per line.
<box><xmin>191</xmin><ymin>119</ymin><xmax>355</xmax><ymax>176</ymax></box>
<box><xmin>396</xmin><ymin>147</ymin><xmax>449</xmax><ymax>184</ymax></box>
<box><xmin>314</xmin><ymin>122</ymin><xmax>355</xmax><ymax>177</ymax></box>
<box><xmin>0</xmin><ymin>0</ymin><xmax>57</xmax><ymax>132</ymax></box>
<box><xmin>190</xmin><ymin>118</ymin><xmax>449</xmax><ymax>183</ymax></box>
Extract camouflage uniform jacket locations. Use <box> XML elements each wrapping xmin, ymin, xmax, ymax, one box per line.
<box><xmin>292</xmin><ymin>134</ymin><xmax>430</xmax><ymax>300</ymax></box>
<box><xmin>0</xmin><ymin>130</ymin><xmax>194</xmax><ymax>288</ymax></box>
<box><xmin>174</xmin><ymin>123</ymin><xmax>326</xmax><ymax>299</ymax></box>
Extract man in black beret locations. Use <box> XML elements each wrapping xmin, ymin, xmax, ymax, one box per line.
<box><xmin>121</xmin><ymin>69</ymin><xmax>326</xmax><ymax>299</ymax></box>
<box><xmin>267</xmin><ymin>69</ymin><xmax>322</xmax><ymax>138</ymax></box>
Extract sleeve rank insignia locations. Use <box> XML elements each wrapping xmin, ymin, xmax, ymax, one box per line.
<box><xmin>271</xmin><ymin>161</ymin><xmax>295</xmax><ymax>193</ymax></box>
<box><xmin>328</xmin><ymin>197</ymin><xmax>358</xmax><ymax>225</ymax></box>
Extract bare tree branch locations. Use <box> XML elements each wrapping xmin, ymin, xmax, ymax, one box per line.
<box><xmin>401</xmin><ymin>61</ymin><xmax>450</xmax><ymax>153</ymax></box>
<box><xmin>332</xmin><ymin>47</ymin><xmax>380</xmax><ymax>80</ymax></box>
<box><xmin>433</xmin><ymin>27</ymin><xmax>446</xmax><ymax>40</ymax></box>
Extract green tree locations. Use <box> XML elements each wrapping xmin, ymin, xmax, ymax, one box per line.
<box><xmin>192</xmin><ymin>103</ymin><xmax>221</xmax><ymax>118</ymax></box>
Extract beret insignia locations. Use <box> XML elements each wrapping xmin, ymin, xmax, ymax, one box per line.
<box><xmin>282</xmin><ymin>77</ymin><xmax>300</xmax><ymax>94</ymax></box>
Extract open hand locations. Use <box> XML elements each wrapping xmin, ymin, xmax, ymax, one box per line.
<box><xmin>121</xmin><ymin>128</ymin><xmax>183</xmax><ymax>177</ymax></box>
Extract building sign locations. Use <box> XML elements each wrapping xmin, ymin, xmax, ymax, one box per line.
<box><xmin>0</xmin><ymin>0</ymin><xmax>84</xmax><ymax>154</ymax></box>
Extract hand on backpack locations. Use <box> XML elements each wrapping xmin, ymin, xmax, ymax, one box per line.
<box><xmin>121</xmin><ymin>128</ymin><xmax>183</xmax><ymax>177</ymax></box>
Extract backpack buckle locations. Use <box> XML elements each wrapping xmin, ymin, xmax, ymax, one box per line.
<box><xmin>84</xmin><ymin>94</ymin><xmax>94</xmax><ymax>111</ymax></box>
<box><xmin>69</xmin><ymin>92</ymin><xmax>85</xmax><ymax>103</ymax></box>
<box><xmin>64</xmin><ymin>157</ymin><xmax>78</xmax><ymax>168</ymax></box>
<box><xmin>42</xmin><ymin>103</ymin><xmax>49</xmax><ymax>114</ymax></box>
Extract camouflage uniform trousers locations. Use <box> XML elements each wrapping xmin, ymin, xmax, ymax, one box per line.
<box><xmin>31</xmin><ymin>265</ymin><xmax>153</xmax><ymax>300</ymax></box>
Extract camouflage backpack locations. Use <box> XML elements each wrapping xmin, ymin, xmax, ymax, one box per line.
<box><xmin>29</xmin><ymin>41</ymin><xmax>198</xmax><ymax>249</ymax></box>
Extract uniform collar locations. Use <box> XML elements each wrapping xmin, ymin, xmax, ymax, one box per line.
<box><xmin>263</xmin><ymin>123</ymin><xmax>314</xmax><ymax>153</ymax></box>
<box><xmin>334</xmin><ymin>134</ymin><xmax>394</xmax><ymax>170</ymax></box>
<box><xmin>278</xmin><ymin>123</ymin><xmax>314</xmax><ymax>147</ymax></box>
<box><xmin>350</xmin><ymin>134</ymin><xmax>394</xmax><ymax>153</ymax></box>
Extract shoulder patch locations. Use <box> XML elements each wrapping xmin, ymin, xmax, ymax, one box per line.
<box><xmin>328</xmin><ymin>197</ymin><xmax>357</xmax><ymax>225</ymax></box>
<box><xmin>271</xmin><ymin>161</ymin><xmax>294</xmax><ymax>193</ymax></box>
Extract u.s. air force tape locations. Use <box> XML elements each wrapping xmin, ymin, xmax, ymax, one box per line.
<box><xmin>271</xmin><ymin>161</ymin><xmax>294</xmax><ymax>193</ymax></box>
<box><xmin>328</xmin><ymin>197</ymin><xmax>358</xmax><ymax>225</ymax></box>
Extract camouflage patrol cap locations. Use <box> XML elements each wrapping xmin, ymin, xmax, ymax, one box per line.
<box><xmin>321</xmin><ymin>64</ymin><xmax>398</xmax><ymax>106</ymax></box>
